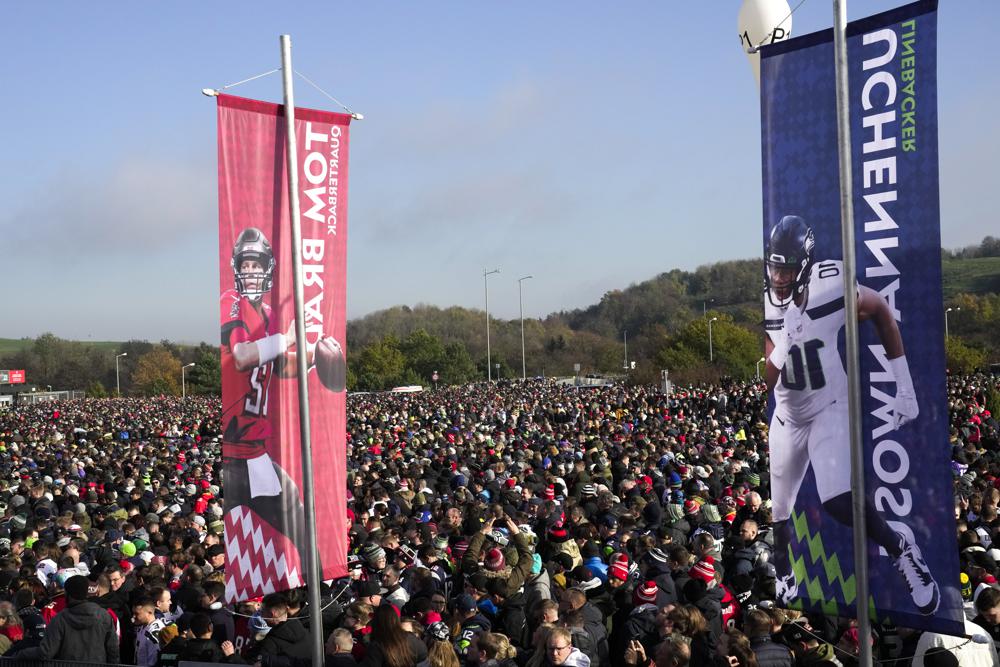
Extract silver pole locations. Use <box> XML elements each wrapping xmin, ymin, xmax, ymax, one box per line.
<box><xmin>832</xmin><ymin>4</ymin><xmax>872</xmax><ymax>666</ymax></box>
<box><xmin>115</xmin><ymin>352</ymin><xmax>127</xmax><ymax>397</ymax></box>
<box><xmin>709</xmin><ymin>317</ymin><xmax>718</xmax><ymax>362</ymax></box>
<box><xmin>519</xmin><ymin>275</ymin><xmax>532</xmax><ymax>381</ymax></box>
<box><xmin>623</xmin><ymin>331</ymin><xmax>628</xmax><ymax>370</ymax></box>
<box><xmin>280</xmin><ymin>34</ymin><xmax>325</xmax><ymax>667</ymax></box>
<box><xmin>484</xmin><ymin>268</ymin><xmax>499</xmax><ymax>381</ymax></box>
<box><xmin>182</xmin><ymin>363</ymin><xmax>195</xmax><ymax>400</ymax></box>
<box><xmin>945</xmin><ymin>307</ymin><xmax>951</xmax><ymax>339</ymax></box>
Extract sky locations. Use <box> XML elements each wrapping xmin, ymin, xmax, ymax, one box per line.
<box><xmin>3</xmin><ymin>1</ymin><xmax>997</xmax><ymax>344</ymax></box>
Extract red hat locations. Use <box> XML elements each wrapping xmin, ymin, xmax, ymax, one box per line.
<box><xmin>484</xmin><ymin>548</ymin><xmax>506</xmax><ymax>572</ymax></box>
<box><xmin>684</xmin><ymin>500</ymin><xmax>700</xmax><ymax>516</ymax></box>
<box><xmin>543</xmin><ymin>486</ymin><xmax>556</xmax><ymax>501</ymax></box>
<box><xmin>634</xmin><ymin>581</ymin><xmax>658</xmax><ymax>605</ymax></box>
<box><xmin>548</xmin><ymin>524</ymin><xmax>570</xmax><ymax>543</ymax></box>
<box><xmin>689</xmin><ymin>556</ymin><xmax>716</xmax><ymax>584</ymax></box>
<box><xmin>609</xmin><ymin>554</ymin><xmax>629</xmax><ymax>582</ymax></box>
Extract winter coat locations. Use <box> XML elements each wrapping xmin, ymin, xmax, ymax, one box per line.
<box><xmin>179</xmin><ymin>638</ymin><xmax>246</xmax><ymax>664</ymax></box>
<box><xmin>496</xmin><ymin>592</ymin><xmax>531</xmax><ymax>650</ymax></box>
<box><xmin>546</xmin><ymin>646</ymin><xmax>591</xmax><ymax>667</ymax></box>
<box><xmin>525</xmin><ymin>569</ymin><xmax>553</xmax><ymax>617</ymax></box>
<box><xmin>257</xmin><ymin>618</ymin><xmax>311</xmax><ymax>661</ymax></box>
<box><xmin>463</xmin><ymin>532</ymin><xmax>536</xmax><ymax>598</ymax></box>
<box><xmin>748</xmin><ymin>635</ymin><xmax>794</xmax><ymax>667</ymax></box>
<box><xmin>37</xmin><ymin>599</ymin><xmax>120</xmax><ymax>663</ymax></box>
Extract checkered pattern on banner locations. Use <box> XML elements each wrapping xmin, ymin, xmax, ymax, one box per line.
<box><xmin>224</xmin><ymin>506</ymin><xmax>302</xmax><ymax>603</ymax></box>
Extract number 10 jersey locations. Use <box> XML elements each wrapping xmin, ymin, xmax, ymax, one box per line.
<box><xmin>764</xmin><ymin>260</ymin><xmax>851</xmax><ymax>425</ymax></box>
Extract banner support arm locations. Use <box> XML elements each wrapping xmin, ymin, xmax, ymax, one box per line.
<box><xmin>280</xmin><ymin>33</ymin><xmax>326</xmax><ymax>667</ymax></box>
<box><xmin>832</xmin><ymin>2</ymin><xmax>873</xmax><ymax>666</ymax></box>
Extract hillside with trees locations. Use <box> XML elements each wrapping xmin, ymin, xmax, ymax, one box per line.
<box><xmin>2</xmin><ymin>237</ymin><xmax>998</xmax><ymax>394</ymax></box>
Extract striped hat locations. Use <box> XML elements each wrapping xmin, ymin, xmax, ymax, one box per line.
<box><xmin>684</xmin><ymin>499</ymin><xmax>700</xmax><ymax>516</ymax></box>
<box><xmin>609</xmin><ymin>554</ymin><xmax>630</xmax><ymax>582</ymax></box>
<box><xmin>689</xmin><ymin>556</ymin><xmax>716</xmax><ymax>583</ymax></box>
<box><xmin>666</xmin><ymin>504</ymin><xmax>685</xmax><ymax>522</ymax></box>
<box><xmin>702</xmin><ymin>504</ymin><xmax>722</xmax><ymax>523</ymax></box>
<box><xmin>644</xmin><ymin>547</ymin><xmax>669</xmax><ymax>566</ymax></box>
<box><xmin>746</xmin><ymin>472</ymin><xmax>761</xmax><ymax>487</ymax></box>
<box><xmin>543</xmin><ymin>485</ymin><xmax>556</xmax><ymax>501</ymax></box>
<box><xmin>581</xmin><ymin>483</ymin><xmax>597</xmax><ymax>497</ymax></box>
<box><xmin>634</xmin><ymin>580</ymin><xmax>658</xmax><ymax>605</ymax></box>
<box><xmin>484</xmin><ymin>547</ymin><xmax>506</xmax><ymax>572</ymax></box>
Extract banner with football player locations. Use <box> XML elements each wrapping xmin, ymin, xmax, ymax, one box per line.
<box><xmin>759</xmin><ymin>0</ymin><xmax>961</xmax><ymax>635</ymax></box>
<box><xmin>217</xmin><ymin>94</ymin><xmax>350</xmax><ymax>602</ymax></box>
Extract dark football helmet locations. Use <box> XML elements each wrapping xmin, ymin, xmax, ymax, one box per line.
<box><xmin>765</xmin><ymin>215</ymin><xmax>815</xmax><ymax>308</ymax></box>
<box><xmin>231</xmin><ymin>227</ymin><xmax>274</xmax><ymax>303</ymax></box>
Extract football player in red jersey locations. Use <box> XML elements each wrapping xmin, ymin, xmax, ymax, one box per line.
<box><xmin>221</xmin><ymin>227</ymin><xmax>311</xmax><ymax>558</ymax></box>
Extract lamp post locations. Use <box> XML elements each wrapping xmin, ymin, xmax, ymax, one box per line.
<box><xmin>483</xmin><ymin>268</ymin><xmax>500</xmax><ymax>381</ymax></box>
<box><xmin>703</xmin><ymin>298</ymin><xmax>715</xmax><ymax>317</ymax></box>
<box><xmin>708</xmin><ymin>317</ymin><xmax>719</xmax><ymax>362</ymax></box>
<box><xmin>182</xmin><ymin>363</ymin><xmax>195</xmax><ymax>400</ymax></box>
<box><xmin>945</xmin><ymin>306</ymin><xmax>960</xmax><ymax>339</ymax></box>
<box><xmin>115</xmin><ymin>352</ymin><xmax>128</xmax><ymax>397</ymax></box>
<box><xmin>518</xmin><ymin>275</ymin><xmax>533</xmax><ymax>380</ymax></box>
<box><xmin>623</xmin><ymin>331</ymin><xmax>628</xmax><ymax>372</ymax></box>
<box><xmin>756</xmin><ymin>356</ymin><xmax>766</xmax><ymax>380</ymax></box>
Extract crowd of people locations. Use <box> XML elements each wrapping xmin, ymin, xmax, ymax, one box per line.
<box><xmin>0</xmin><ymin>373</ymin><xmax>996</xmax><ymax>666</ymax></box>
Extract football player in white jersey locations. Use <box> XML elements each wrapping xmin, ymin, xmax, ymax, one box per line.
<box><xmin>762</xmin><ymin>215</ymin><xmax>938</xmax><ymax>615</ymax></box>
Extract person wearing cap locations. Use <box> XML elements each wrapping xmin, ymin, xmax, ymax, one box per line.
<box><xmin>454</xmin><ymin>593</ymin><xmax>492</xmax><ymax>661</ymax></box>
<box><xmin>29</xmin><ymin>574</ymin><xmax>119</xmax><ymax>663</ymax></box>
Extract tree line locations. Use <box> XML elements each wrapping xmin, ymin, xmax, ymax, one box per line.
<box><xmin>2</xmin><ymin>239</ymin><xmax>997</xmax><ymax>394</ymax></box>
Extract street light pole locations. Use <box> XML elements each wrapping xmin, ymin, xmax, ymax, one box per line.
<box><xmin>182</xmin><ymin>363</ymin><xmax>195</xmax><ymax>400</ymax></box>
<box><xmin>518</xmin><ymin>275</ymin><xmax>533</xmax><ymax>381</ymax></box>
<box><xmin>708</xmin><ymin>317</ymin><xmax>718</xmax><ymax>362</ymax></box>
<box><xmin>484</xmin><ymin>268</ymin><xmax>500</xmax><ymax>382</ymax></box>
<box><xmin>623</xmin><ymin>331</ymin><xmax>628</xmax><ymax>372</ymax></box>
<box><xmin>756</xmin><ymin>356</ymin><xmax>766</xmax><ymax>380</ymax></box>
<box><xmin>115</xmin><ymin>353</ymin><xmax>128</xmax><ymax>397</ymax></box>
<box><xmin>945</xmin><ymin>307</ymin><xmax>960</xmax><ymax>339</ymax></box>
<box><xmin>703</xmin><ymin>298</ymin><xmax>714</xmax><ymax>318</ymax></box>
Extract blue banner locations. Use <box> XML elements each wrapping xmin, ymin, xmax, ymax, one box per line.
<box><xmin>760</xmin><ymin>0</ymin><xmax>961</xmax><ymax>635</ymax></box>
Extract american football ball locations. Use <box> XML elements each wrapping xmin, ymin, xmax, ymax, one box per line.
<box><xmin>314</xmin><ymin>336</ymin><xmax>346</xmax><ymax>392</ymax></box>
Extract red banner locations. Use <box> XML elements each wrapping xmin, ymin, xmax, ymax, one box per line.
<box><xmin>8</xmin><ymin>371</ymin><xmax>25</xmax><ymax>384</ymax></box>
<box><xmin>216</xmin><ymin>94</ymin><xmax>349</xmax><ymax>602</ymax></box>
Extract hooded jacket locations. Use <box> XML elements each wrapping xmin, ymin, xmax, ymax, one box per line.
<box><xmin>37</xmin><ymin>599</ymin><xmax>120</xmax><ymax>663</ymax></box>
<box><xmin>257</xmin><ymin>618</ymin><xmax>311</xmax><ymax>661</ymax></box>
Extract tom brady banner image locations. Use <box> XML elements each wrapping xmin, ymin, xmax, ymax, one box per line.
<box><xmin>759</xmin><ymin>1</ymin><xmax>961</xmax><ymax>635</ymax></box>
<box><xmin>216</xmin><ymin>94</ymin><xmax>349</xmax><ymax>602</ymax></box>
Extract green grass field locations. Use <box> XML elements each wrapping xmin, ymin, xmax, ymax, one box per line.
<box><xmin>942</xmin><ymin>256</ymin><xmax>1000</xmax><ymax>299</ymax></box>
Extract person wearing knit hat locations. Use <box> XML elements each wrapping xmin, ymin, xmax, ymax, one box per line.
<box><xmin>633</xmin><ymin>581</ymin><xmax>658</xmax><ymax>606</ymax></box>
<box><xmin>361</xmin><ymin>543</ymin><xmax>387</xmax><ymax>571</ymax></box>
<box><xmin>483</xmin><ymin>547</ymin><xmax>506</xmax><ymax>572</ymax></box>
<box><xmin>543</xmin><ymin>485</ymin><xmax>556</xmax><ymax>501</ymax></box>
<box><xmin>689</xmin><ymin>556</ymin><xmax>717</xmax><ymax>587</ymax></box>
<box><xmin>608</xmin><ymin>554</ymin><xmax>630</xmax><ymax>587</ymax></box>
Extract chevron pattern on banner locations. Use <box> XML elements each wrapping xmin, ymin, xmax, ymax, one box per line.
<box><xmin>224</xmin><ymin>506</ymin><xmax>303</xmax><ymax>603</ymax></box>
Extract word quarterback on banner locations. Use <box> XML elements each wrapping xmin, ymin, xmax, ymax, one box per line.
<box><xmin>216</xmin><ymin>94</ymin><xmax>350</xmax><ymax>602</ymax></box>
<box><xmin>759</xmin><ymin>0</ymin><xmax>961</xmax><ymax>635</ymax></box>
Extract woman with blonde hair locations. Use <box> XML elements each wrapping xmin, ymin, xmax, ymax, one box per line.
<box><xmin>426</xmin><ymin>621</ymin><xmax>460</xmax><ymax>667</ymax></box>
<box><xmin>474</xmin><ymin>632</ymin><xmax>517</xmax><ymax>667</ymax></box>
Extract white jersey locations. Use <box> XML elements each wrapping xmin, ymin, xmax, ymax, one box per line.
<box><xmin>765</xmin><ymin>259</ymin><xmax>851</xmax><ymax>424</ymax></box>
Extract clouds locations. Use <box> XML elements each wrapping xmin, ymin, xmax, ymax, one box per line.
<box><xmin>2</xmin><ymin>155</ymin><xmax>216</xmax><ymax>264</ymax></box>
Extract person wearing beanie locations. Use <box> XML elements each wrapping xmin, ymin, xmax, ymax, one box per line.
<box><xmin>619</xmin><ymin>581</ymin><xmax>659</xmax><ymax>660</ymax></box>
<box><xmin>28</xmin><ymin>575</ymin><xmax>119</xmax><ymax>663</ymax></box>
<box><xmin>461</xmin><ymin>516</ymin><xmax>536</xmax><ymax>599</ymax></box>
<box><xmin>639</xmin><ymin>548</ymin><xmax>678</xmax><ymax>608</ymax></box>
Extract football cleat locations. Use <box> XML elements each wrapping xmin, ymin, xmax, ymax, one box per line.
<box><xmin>894</xmin><ymin>539</ymin><xmax>940</xmax><ymax>615</ymax></box>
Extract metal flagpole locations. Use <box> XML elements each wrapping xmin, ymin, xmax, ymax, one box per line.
<box><xmin>831</xmin><ymin>3</ymin><xmax>872</xmax><ymax>667</ymax></box>
<box><xmin>280</xmin><ymin>34</ymin><xmax>325</xmax><ymax>667</ymax></box>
